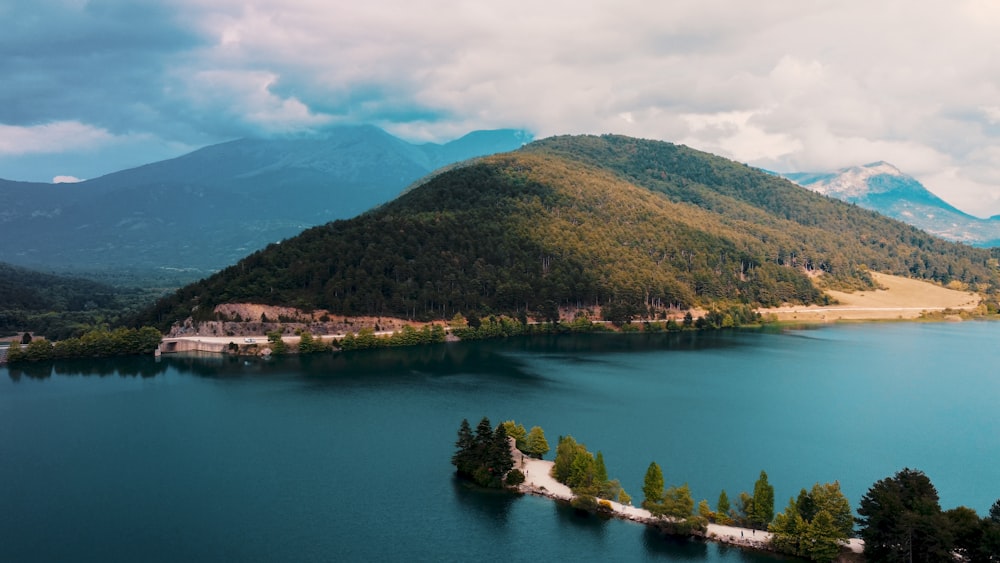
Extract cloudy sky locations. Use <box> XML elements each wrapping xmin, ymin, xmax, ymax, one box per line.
<box><xmin>4</xmin><ymin>0</ymin><xmax>1000</xmax><ymax>215</ymax></box>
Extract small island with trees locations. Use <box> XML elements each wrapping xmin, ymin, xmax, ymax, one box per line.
<box><xmin>452</xmin><ymin>418</ymin><xmax>1000</xmax><ymax>562</ymax></box>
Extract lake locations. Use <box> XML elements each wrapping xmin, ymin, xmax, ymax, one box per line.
<box><xmin>2</xmin><ymin>322</ymin><xmax>998</xmax><ymax>562</ymax></box>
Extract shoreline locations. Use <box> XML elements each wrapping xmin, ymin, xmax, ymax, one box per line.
<box><xmin>514</xmin><ymin>455</ymin><xmax>864</xmax><ymax>557</ymax></box>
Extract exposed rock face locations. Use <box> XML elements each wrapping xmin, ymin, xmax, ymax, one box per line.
<box><xmin>167</xmin><ymin>303</ymin><xmax>419</xmax><ymax>337</ymax></box>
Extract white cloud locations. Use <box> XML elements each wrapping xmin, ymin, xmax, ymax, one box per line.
<box><xmin>6</xmin><ymin>0</ymin><xmax>1000</xmax><ymax>214</ymax></box>
<box><xmin>0</xmin><ymin>122</ymin><xmax>114</xmax><ymax>156</ymax></box>
<box><xmin>179</xmin><ymin>69</ymin><xmax>335</xmax><ymax>133</ymax></box>
<box><xmin>52</xmin><ymin>175</ymin><xmax>84</xmax><ymax>183</ymax></box>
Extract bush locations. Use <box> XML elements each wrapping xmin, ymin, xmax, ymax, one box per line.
<box><xmin>505</xmin><ymin>469</ymin><xmax>525</xmax><ymax>486</ymax></box>
<box><xmin>570</xmin><ymin>494</ymin><xmax>599</xmax><ymax>513</ymax></box>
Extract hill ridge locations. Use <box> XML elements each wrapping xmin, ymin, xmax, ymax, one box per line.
<box><xmin>136</xmin><ymin>134</ymin><xmax>999</xmax><ymax>329</ymax></box>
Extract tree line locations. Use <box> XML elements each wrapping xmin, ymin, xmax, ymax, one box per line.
<box><xmin>452</xmin><ymin>420</ymin><xmax>1000</xmax><ymax>562</ymax></box>
<box><xmin>6</xmin><ymin>327</ymin><xmax>163</xmax><ymax>362</ymax></box>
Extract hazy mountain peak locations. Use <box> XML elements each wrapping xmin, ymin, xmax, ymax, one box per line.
<box><xmin>812</xmin><ymin>161</ymin><xmax>905</xmax><ymax>198</ymax></box>
<box><xmin>782</xmin><ymin>162</ymin><xmax>1000</xmax><ymax>247</ymax></box>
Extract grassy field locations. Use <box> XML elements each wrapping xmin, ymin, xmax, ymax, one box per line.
<box><xmin>760</xmin><ymin>272</ymin><xmax>981</xmax><ymax>322</ymax></box>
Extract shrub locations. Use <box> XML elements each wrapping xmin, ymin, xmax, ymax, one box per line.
<box><xmin>570</xmin><ymin>494</ymin><xmax>599</xmax><ymax>513</ymax></box>
<box><xmin>505</xmin><ymin>469</ymin><xmax>525</xmax><ymax>487</ymax></box>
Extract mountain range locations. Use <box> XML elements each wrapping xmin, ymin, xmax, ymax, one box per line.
<box><xmin>0</xmin><ymin>126</ymin><xmax>531</xmax><ymax>278</ymax></box>
<box><xmin>782</xmin><ymin>162</ymin><xmax>1000</xmax><ymax>247</ymax></box>
<box><xmin>138</xmin><ymin>135</ymin><xmax>998</xmax><ymax>329</ymax></box>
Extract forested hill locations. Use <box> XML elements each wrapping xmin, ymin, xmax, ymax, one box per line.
<box><xmin>0</xmin><ymin>262</ymin><xmax>119</xmax><ymax>338</ymax></box>
<box><xmin>136</xmin><ymin>135</ymin><xmax>999</xmax><ymax>329</ymax></box>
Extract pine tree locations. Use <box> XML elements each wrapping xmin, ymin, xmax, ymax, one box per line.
<box><xmin>803</xmin><ymin>510</ymin><xmax>843</xmax><ymax>562</ymax></box>
<box><xmin>594</xmin><ymin>451</ymin><xmax>608</xmax><ymax>484</ymax></box>
<box><xmin>717</xmin><ymin>490</ymin><xmax>731</xmax><ymax>517</ymax></box>
<box><xmin>451</xmin><ymin>418</ymin><xmax>474</xmax><ymax>474</ymax></box>
<box><xmin>751</xmin><ymin>470</ymin><xmax>775</xmax><ymax>529</ymax></box>
<box><xmin>642</xmin><ymin>462</ymin><xmax>664</xmax><ymax>509</ymax></box>
<box><xmin>769</xmin><ymin>497</ymin><xmax>804</xmax><ymax>555</ymax></box>
<box><xmin>489</xmin><ymin>424</ymin><xmax>513</xmax><ymax>479</ymax></box>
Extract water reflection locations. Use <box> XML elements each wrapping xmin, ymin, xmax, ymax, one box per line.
<box><xmin>5</xmin><ymin>356</ymin><xmax>169</xmax><ymax>381</ymax></box>
<box><xmin>450</xmin><ymin>477</ymin><xmax>519</xmax><ymax>527</ymax></box>
<box><xmin>553</xmin><ymin>500</ymin><xmax>612</xmax><ymax>528</ymax></box>
<box><xmin>2</xmin><ymin>328</ymin><xmax>776</xmax><ymax>384</ymax></box>
<box><xmin>641</xmin><ymin>527</ymin><xmax>709</xmax><ymax>560</ymax></box>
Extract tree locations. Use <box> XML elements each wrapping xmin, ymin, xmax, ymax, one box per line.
<box><xmin>662</xmin><ymin>483</ymin><xmax>694</xmax><ymax>518</ymax></box>
<box><xmin>450</xmin><ymin>417</ymin><xmax>513</xmax><ymax>489</ymax></box>
<box><xmin>803</xmin><ymin>509</ymin><xmax>844</xmax><ymax>562</ymax></box>
<box><xmin>489</xmin><ymin>424</ymin><xmax>514</xmax><ymax>478</ymax></box>
<box><xmin>716</xmin><ymin>490</ymin><xmax>732</xmax><ymax>524</ymax></box>
<box><xmin>736</xmin><ymin>491</ymin><xmax>754</xmax><ymax>526</ymax></box>
<box><xmin>552</xmin><ymin>436</ymin><xmax>582</xmax><ymax>483</ymax></box>
<box><xmin>981</xmin><ymin>516</ymin><xmax>1000</xmax><ymax>562</ymax></box>
<box><xmin>770</xmin><ymin>497</ymin><xmax>805</xmax><ymax>556</ymax></box>
<box><xmin>796</xmin><ymin>487</ymin><xmax>817</xmax><ymax>522</ymax></box>
<box><xmin>682</xmin><ymin>311</ymin><xmax>694</xmax><ymax>327</ymax></box>
<box><xmin>524</xmin><ymin>426</ymin><xmax>549</xmax><ymax>459</ymax></box>
<box><xmin>502</xmin><ymin>420</ymin><xmax>528</xmax><ymax>450</ymax></box>
<box><xmin>857</xmin><ymin>468</ymin><xmax>953</xmax><ymax>562</ymax></box>
<box><xmin>990</xmin><ymin>499</ymin><xmax>1000</xmax><ymax>523</ymax></box>
<box><xmin>945</xmin><ymin>506</ymin><xmax>983</xmax><ymax>562</ymax></box>
<box><xmin>642</xmin><ymin>461</ymin><xmax>664</xmax><ymax>508</ymax></box>
<box><xmin>20</xmin><ymin>332</ymin><xmax>31</xmax><ymax>344</ymax></box>
<box><xmin>771</xmin><ymin>482</ymin><xmax>854</xmax><ymax>560</ymax></box>
<box><xmin>808</xmin><ymin>481</ymin><xmax>853</xmax><ymax>538</ymax></box>
<box><xmin>568</xmin><ymin>450</ymin><xmax>596</xmax><ymax>492</ymax></box>
<box><xmin>698</xmin><ymin>499</ymin><xmax>714</xmax><ymax>520</ymax></box>
<box><xmin>267</xmin><ymin>330</ymin><xmax>287</xmax><ymax>354</ymax></box>
<box><xmin>452</xmin><ymin>418</ymin><xmax>475</xmax><ymax>474</ymax></box>
<box><xmin>6</xmin><ymin>340</ymin><xmax>22</xmax><ymax>362</ymax></box>
<box><xmin>751</xmin><ymin>470</ymin><xmax>775</xmax><ymax>529</ymax></box>
<box><xmin>594</xmin><ymin>451</ymin><xmax>608</xmax><ymax>484</ymax></box>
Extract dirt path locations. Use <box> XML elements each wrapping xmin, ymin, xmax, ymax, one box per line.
<box><xmin>511</xmin><ymin>456</ymin><xmax>860</xmax><ymax>553</ymax></box>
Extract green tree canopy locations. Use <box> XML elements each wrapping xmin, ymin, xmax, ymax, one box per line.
<box><xmin>501</xmin><ymin>420</ymin><xmax>528</xmax><ymax>450</ymax></box>
<box><xmin>856</xmin><ymin>468</ymin><xmax>952</xmax><ymax>562</ymax></box>
<box><xmin>751</xmin><ymin>470</ymin><xmax>775</xmax><ymax>529</ymax></box>
<box><xmin>450</xmin><ymin>417</ymin><xmax>515</xmax><ymax>489</ymax></box>
<box><xmin>524</xmin><ymin>426</ymin><xmax>550</xmax><ymax>459</ymax></box>
<box><xmin>642</xmin><ymin>462</ymin><xmax>665</xmax><ymax>508</ymax></box>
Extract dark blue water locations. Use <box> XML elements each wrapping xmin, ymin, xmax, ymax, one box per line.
<box><xmin>2</xmin><ymin>322</ymin><xmax>998</xmax><ymax>562</ymax></box>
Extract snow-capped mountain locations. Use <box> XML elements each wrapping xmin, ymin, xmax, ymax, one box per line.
<box><xmin>783</xmin><ymin>162</ymin><xmax>1000</xmax><ymax>247</ymax></box>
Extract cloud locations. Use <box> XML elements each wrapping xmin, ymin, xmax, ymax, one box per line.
<box><xmin>3</xmin><ymin>0</ymin><xmax>1000</xmax><ymax>214</ymax></box>
<box><xmin>0</xmin><ymin>122</ymin><xmax>114</xmax><ymax>156</ymax></box>
<box><xmin>53</xmin><ymin>175</ymin><xmax>84</xmax><ymax>183</ymax></box>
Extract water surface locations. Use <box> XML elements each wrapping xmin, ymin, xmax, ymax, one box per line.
<box><xmin>2</xmin><ymin>322</ymin><xmax>997</xmax><ymax>561</ymax></box>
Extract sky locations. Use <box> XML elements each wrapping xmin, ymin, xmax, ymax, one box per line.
<box><xmin>4</xmin><ymin>0</ymin><xmax>1000</xmax><ymax>216</ymax></box>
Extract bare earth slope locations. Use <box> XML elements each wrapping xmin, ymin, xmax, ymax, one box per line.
<box><xmin>760</xmin><ymin>272</ymin><xmax>980</xmax><ymax>321</ymax></box>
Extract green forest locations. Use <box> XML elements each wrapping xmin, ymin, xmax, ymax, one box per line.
<box><xmin>135</xmin><ymin>135</ymin><xmax>1000</xmax><ymax>330</ymax></box>
<box><xmin>0</xmin><ymin>262</ymin><xmax>161</xmax><ymax>340</ymax></box>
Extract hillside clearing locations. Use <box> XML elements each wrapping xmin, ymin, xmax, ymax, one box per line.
<box><xmin>760</xmin><ymin>272</ymin><xmax>981</xmax><ymax>321</ymax></box>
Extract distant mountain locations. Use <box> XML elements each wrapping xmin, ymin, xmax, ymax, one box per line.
<box><xmin>137</xmin><ymin>135</ymin><xmax>998</xmax><ymax>329</ymax></box>
<box><xmin>783</xmin><ymin>162</ymin><xmax>1000</xmax><ymax>247</ymax></box>
<box><xmin>0</xmin><ymin>126</ymin><xmax>531</xmax><ymax>277</ymax></box>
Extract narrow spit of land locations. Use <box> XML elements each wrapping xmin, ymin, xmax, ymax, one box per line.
<box><xmin>515</xmin><ymin>456</ymin><xmax>864</xmax><ymax>555</ymax></box>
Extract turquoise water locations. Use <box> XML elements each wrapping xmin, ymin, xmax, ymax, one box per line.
<box><xmin>2</xmin><ymin>322</ymin><xmax>998</xmax><ymax>561</ymax></box>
